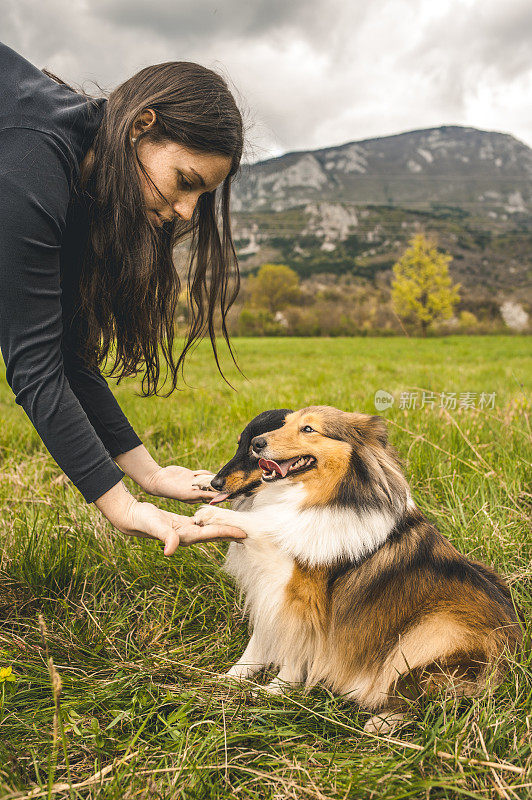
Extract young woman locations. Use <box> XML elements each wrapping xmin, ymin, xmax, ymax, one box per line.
<box><xmin>0</xmin><ymin>41</ymin><xmax>246</xmax><ymax>555</ymax></box>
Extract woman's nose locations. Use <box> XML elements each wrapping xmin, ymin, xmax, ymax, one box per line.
<box><xmin>173</xmin><ymin>197</ymin><xmax>197</xmax><ymax>222</ymax></box>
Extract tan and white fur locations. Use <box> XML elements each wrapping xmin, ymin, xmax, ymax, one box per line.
<box><xmin>194</xmin><ymin>406</ymin><xmax>522</xmax><ymax>732</ymax></box>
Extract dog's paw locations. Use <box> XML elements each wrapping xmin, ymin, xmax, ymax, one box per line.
<box><xmin>225</xmin><ymin>665</ymin><xmax>249</xmax><ymax>681</ymax></box>
<box><xmin>194</xmin><ymin>505</ymin><xmax>225</xmax><ymax>527</ymax></box>
<box><xmin>363</xmin><ymin>711</ymin><xmax>407</xmax><ymax>735</ymax></box>
<box><xmin>221</xmin><ymin>670</ymin><xmax>248</xmax><ymax>684</ymax></box>
<box><xmin>191</xmin><ymin>474</ymin><xmax>215</xmax><ymax>492</ymax></box>
<box><xmin>249</xmin><ymin>680</ymin><xmax>288</xmax><ymax>699</ymax></box>
<box><xmin>261</xmin><ymin>680</ymin><xmax>285</xmax><ymax>696</ymax></box>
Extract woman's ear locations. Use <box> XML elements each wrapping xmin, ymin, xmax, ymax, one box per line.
<box><xmin>131</xmin><ymin>108</ymin><xmax>157</xmax><ymax>140</ymax></box>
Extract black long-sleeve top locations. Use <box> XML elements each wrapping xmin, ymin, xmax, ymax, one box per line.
<box><xmin>0</xmin><ymin>42</ymin><xmax>142</xmax><ymax>502</ymax></box>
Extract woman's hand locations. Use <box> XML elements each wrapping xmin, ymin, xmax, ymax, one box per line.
<box><xmin>144</xmin><ymin>465</ymin><xmax>217</xmax><ymax>503</ymax></box>
<box><xmin>94</xmin><ymin>480</ymin><xmax>246</xmax><ymax>555</ymax></box>
<box><xmin>114</xmin><ymin>446</ymin><xmax>217</xmax><ymax>504</ymax></box>
<box><xmin>126</xmin><ymin>501</ymin><xmax>246</xmax><ymax>555</ymax></box>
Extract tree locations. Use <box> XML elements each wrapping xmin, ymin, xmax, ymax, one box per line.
<box><xmin>391</xmin><ymin>234</ymin><xmax>460</xmax><ymax>336</ymax></box>
<box><xmin>249</xmin><ymin>263</ymin><xmax>301</xmax><ymax>314</ymax></box>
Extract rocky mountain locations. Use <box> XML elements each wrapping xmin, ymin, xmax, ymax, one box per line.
<box><xmin>233</xmin><ymin>126</ymin><xmax>532</xmax><ymax>216</ymax></box>
<box><xmin>230</xmin><ymin>126</ymin><xmax>532</xmax><ymax>295</ymax></box>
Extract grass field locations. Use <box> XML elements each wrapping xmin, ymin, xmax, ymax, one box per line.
<box><xmin>0</xmin><ymin>335</ymin><xmax>530</xmax><ymax>799</ymax></box>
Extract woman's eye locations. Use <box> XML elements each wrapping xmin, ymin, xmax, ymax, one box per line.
<box><xmin>302</xmin><ymin>425</ymin><xmax>315</xmax><ymax>433</ymax></box>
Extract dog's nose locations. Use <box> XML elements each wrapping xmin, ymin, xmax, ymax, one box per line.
<box><xmin>252</xmin><ymin>436</ymin><xmax>267</xmax><ymax>451</ymax></box>
<box><xmin>211</xmin><ymin>474</ymin><xmax>225</xmax><ymax>490</ymax></box>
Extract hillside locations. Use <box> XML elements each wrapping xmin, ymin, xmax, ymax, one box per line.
<box><xmin>231</xmin><ymin>126</ymin><xmax>532</xmax><ymax>296</ymax></box>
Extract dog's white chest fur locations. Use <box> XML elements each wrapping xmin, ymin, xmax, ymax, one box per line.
<box><xmin>195</xmin><ymin>482</ymin><xmax>398</xmax><ymax>674</ymax></box>
<box><xmin>216</xmin><ymin>482</ymin><xmax>397</xmax><ymax>672</ymax></box>
<box><xmin>224</xmin><ymin>539</ymin><xmax>294</xmax><ymax>632</ymax></box>
<box><xmin>222</xmin><ymin>488</ymin><xmax>298</xmax><ymax>667</ymax></box>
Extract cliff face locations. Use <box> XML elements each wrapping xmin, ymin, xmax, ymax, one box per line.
<box><xmin>233</xmin><ymin>125</ymin><xmax>532</xmax><ymax>215</ymax></box>
<box><xmin>230</xmin><ymin>126</ymin><xmax>532</xmax><ymax>294</ymax></box>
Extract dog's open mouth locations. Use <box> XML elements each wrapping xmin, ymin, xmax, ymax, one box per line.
<box><xmin>258</xmin><ymin>455</ymin><xmax>317</xmax><ymax>481</ymax></box>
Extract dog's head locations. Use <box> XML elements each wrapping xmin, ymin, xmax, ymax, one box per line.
<box><xmin>209</xmin><ymin>408</ymin><xmax>294</xmax><ymax>504</ymax></box>
<box><xmin>252</xmin><ymin>405</ymin><xmax>409</xmax><ymax>513</ymax></box>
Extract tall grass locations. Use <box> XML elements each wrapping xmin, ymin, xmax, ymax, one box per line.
<box><xmin>0</xmin><ymin>336</ymin><xmax>530</xmax><ymax>799</ymax></box>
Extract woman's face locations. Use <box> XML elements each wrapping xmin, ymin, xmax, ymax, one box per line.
<box><xmin>133</xmin><ymin>119</ymin><xmax>232</xmax><ymax>227</ymax></box>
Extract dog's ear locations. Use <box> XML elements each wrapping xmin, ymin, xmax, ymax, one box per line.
<box><xmin>369</xmin><ymin>415</ymin><xmax>388</xmax><ymax>447</ymax></box>
<box><xmin>343</xmin><ymin>411</ymin><xmax>388</xmax><ymax>447</ymax></box>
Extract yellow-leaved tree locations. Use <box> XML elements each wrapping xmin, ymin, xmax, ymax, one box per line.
<box><xmin>249</xmin><ymin>263</ymin><xmax>301</xmax><ymax>313</ymax></box>
<box><xmin>391</xmin><ymin>234</ymin><xmax>460</xmax><ymax>336</ymax></box>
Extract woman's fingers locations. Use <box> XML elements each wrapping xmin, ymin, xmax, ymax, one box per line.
<box><xmin>190</xmin><ymin>486</ymin><xmax>218</xmax><ymax>501</ymax></box>
<box><xmin>125</xmin><ymin>504</ymin><xmax>245</xmax><ymax>556</ymax></box>
<box><xmin>149</xmin><ymin>466</ymin><xmax>219</xmax><ymax>503</ymax></box>
<box><xmin>162</xmin><ymin>527</ymin><xmax>181</xmax><ymax>556</ymax></box>
<box><xmin>176</xmin><ymin>521</ymin><xmax>247</xmax><ymax>546</ymax></box>
<box><xmin>189</xmin><ymin>471</ymin><xmax>218</xmax><ymax>501</ymax></box>
<box><xmin>128</xmin><ymin>505</ymin><xmax>183</xmax><ymax>554</ymax></box>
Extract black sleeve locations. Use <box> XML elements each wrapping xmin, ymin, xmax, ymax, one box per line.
<box><xmin>62</xmin><ymin>349</ymin><xmax>143</xmax><ymax>460</ymax></box>
<box><xmin>0</xmin><ymin>126</ymin><xmax>129</xmax><ymax>502</ymax></box>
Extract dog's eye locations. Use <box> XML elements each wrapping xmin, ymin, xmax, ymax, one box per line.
<box><xmin>301</xmin><ymin>425</ymin><xmax>315</xmax><ymax>433</ymax></box>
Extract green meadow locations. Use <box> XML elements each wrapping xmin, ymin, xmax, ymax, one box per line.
<box><xmin>0</xmin><ymin>335</ymin><xmax>530</xmax><ymax>799</ymax></box>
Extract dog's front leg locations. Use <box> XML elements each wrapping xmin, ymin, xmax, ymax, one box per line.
<box><xmin>194</xmin><ymin>505</ymin><xmax>260</xmax><ymax>537</ymax></box>
<box><xmin>225</xmin><ymin>633</ymin><xmax>267</xmax><ymax>681</ymax></box>
<box><xmin>262</xmin><ymin>663</ymin><xmax>304</xmax><ymax>696</ymax></box>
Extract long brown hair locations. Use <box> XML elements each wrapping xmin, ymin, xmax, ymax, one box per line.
<box><xmin>46</xmin><ymin>62</ymin><xmax>243</xmax><ymax>395</ymax></box>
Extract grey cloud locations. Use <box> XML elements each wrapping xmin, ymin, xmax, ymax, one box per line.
<box><xmin>2</xmin><ymin>0</ymin><xmax>532</xmax><ymax>156</ymax></box>
<box><xmin>463</xmin><ymin>2</ymin><xmax>532</xmax><ymax>80</ymax></box>
<box><xmin>90</xmin><ymin>0</ymin><xmax>375</xmax><ymax>60</ymax></box>
<box><xmin>93</xmin><ymin>0</ymin><xmax>317</xmax><ymax>41</ymax></box>
<box><xmin>405</xmin><ymin>1</ymin><xmax>532</xmax><ymax>83</ymax></box>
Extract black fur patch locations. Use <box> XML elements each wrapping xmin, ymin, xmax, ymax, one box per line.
<box><xmin>213</xmin><ymin>409</ymin><xmax>293</xmax><ymax>492</ymax></box>
<box><xmin>335</xmin><ymin>447</ymin><xmax>380</xmax><ymax>511</ymax></box>
<box><xmin>348</xmin><ymin>512</ymin><xmax>518</xmax><ymax>617</ymax></box>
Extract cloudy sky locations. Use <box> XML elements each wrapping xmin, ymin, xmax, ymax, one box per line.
<box><xmin>4</xmin><ymin>0</ymin><xmax>532</xmax><ymax>161</ymax></box>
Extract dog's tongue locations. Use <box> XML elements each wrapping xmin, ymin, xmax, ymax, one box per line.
<box><xmin>209</xmin><ymin>492</ymin><xmax>230</xmax><ymax>505</ymax></box>
<box><xmin>259</xmin><ymin>457</ymin><xmax>298</xmax><ymax>478</ymax></box>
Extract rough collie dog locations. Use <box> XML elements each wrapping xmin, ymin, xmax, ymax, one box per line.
<box><xmin>194</xmin><ymin>406</ymin><xmax>522</xmax><ymax>732</ymax></box>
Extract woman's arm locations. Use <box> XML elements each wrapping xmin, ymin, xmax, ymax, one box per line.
<box><xmin>115</xmin><ymin>443</ymin><xmax>217</xmax><ymax>503</ymax></box>
<box><xmin>60</xmin><ymin>202</ymin><xmax>216</xmax><ymax>505</ymax></box>
<box><xmin>62</xmin><ymin>356</ymin><xmax>217</xmax><ymax>503</ymax></box>
<box><xmin>0</xmin><ymin>127</ymin><xmax>125</xmax><ymax>503</ymax></box>
<box><xmin>61</xmin><ymin>353</ymin><xmax>217</xmax><ymax>500</ymax></box>
<box><xmin>94</xmin><ymin>479</ymin><xmax>246</xmax><ymax>556</ymax></box>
